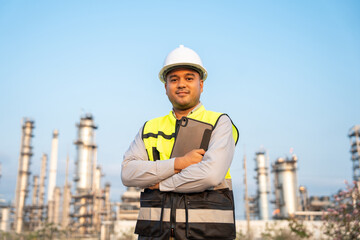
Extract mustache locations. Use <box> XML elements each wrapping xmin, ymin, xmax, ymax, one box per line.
<box><xmin>176</xmin><ymin>90</ymin><xmax>190</xmax><ymax>94</ymax></box>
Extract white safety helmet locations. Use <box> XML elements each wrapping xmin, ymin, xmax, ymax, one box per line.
<box><xmin>159</xmin><ymin>45</ymin><xmax>208</xmax><ymax>83</ymax></box>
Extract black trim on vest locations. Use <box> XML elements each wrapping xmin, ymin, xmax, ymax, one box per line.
<box><xmin>214</xmin><ymin>114</ymin><xmax>239</xmax><ymax>146</ymax></box>
<box><xmin>152</xmin><ymin>147</ymin><xmax>160</xmax><ymax>161</ymax></box>
<box><xmin>143</xmin><ymin>131</ymin><xmax>175</xmax><ymax>140</ymax></box>
<box><xmin>200</xmin><ymin>129</ymin><xmax>212</xmax><ymax>151</ymax></box>
<box><xmin>141</xmin><ymin>121</ymin><xmax>150</xmax><ymax>160</ymax></box>
<box><xmin>141</xmin><ymin>121</ymin><xmax>148</xmax><ymax>139</ymax></box>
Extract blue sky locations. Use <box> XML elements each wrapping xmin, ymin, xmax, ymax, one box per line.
<box><xmin>0</xmin><ymin>1</ymin><xmax>359</xmax><ymax>219</ymax></box>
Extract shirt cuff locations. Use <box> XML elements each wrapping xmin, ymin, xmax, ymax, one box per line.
<box><xmin>159</xmin><ymin>158</ymin><xmax>175</xmax><ymax>192</ymax></box>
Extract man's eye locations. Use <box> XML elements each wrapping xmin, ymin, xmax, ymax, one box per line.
<box><xmin>186</xmin><ymin>78</ymin><xmax>193</xmax><ymax>81</ymax></box>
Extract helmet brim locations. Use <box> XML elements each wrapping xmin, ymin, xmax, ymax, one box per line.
<box><xmin>159</xmin><ymin>63</ymin><xmax>208</xmax><ymax>83</ymax></box>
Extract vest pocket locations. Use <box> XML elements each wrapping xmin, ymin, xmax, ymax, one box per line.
<box><xmin>135</xmin><ymin>190</ymin><xmax>165</xmax><ymax>237</ymax></box>
<box><xmin>184</xmin><ymin>189</ymin><xmax>236</xmax><ymax>240</ymax></box>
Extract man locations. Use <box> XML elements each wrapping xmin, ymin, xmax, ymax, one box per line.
<box><xmin>122</xmin><ymin>45</ymin><xmax>239</xmax><ymax>240</ymax></box>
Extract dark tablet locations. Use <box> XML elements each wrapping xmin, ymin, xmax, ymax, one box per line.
<box><xmin>170</xmin><ymin>117</ymin><xmax>213</xmax><ymax>158</ymax></box>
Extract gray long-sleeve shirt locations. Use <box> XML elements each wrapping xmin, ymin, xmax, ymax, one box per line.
<box><xmin>121</xmin><ymin>107</ymin><xmax>236</xmax><ymax>193</ymax></box>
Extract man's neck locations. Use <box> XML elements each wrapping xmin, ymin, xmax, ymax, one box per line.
<box><xmin>173</xmin><ymin>108</ymin><xmax>193</xmax><ymax>120</ymax></box>
<box><xmin>172</xmin><ymin>103</ymin><xmax>201</xmax><ymax>120</ymax></box>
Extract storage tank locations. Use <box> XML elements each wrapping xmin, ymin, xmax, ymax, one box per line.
<box><xmin>0</xmin><ymin>207</ymin><xmax>11</xmax><ymax>232</ymax></box>
<box><xmin>272</xmin><ymin>155</ymin><xmax>298</xmax><ymax>218</ymax></box>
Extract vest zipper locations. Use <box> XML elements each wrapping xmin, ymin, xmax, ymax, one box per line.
<box><xmin>175</xmin><ymin>119</ymin><xmax>181</xmax><ymax>139</ymax></box>
<box><xmin>171</xmin><ymin>227</ymin><xmax>174</xmax><ymax>237</ymax></box>
<box><xmin>170</xmin><ymin>193</ymin><xmax>175</xmax><ymax>237</ymax></box>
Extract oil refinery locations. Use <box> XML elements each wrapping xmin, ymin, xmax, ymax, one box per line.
<box><xmin>0</xmin><ymin>116</ymin><xmax>359</xmax><ymax>239</ymax></box>
<box><xmin>0</xmin><ymin>115</ymin><xmax>112</xmax><ymax>239</ymax></box>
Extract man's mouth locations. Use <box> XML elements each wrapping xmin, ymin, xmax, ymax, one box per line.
<box><xmin>176</xmin><ymin>91</ymin><xmax>189</xmax><ymax>95</ymax></box>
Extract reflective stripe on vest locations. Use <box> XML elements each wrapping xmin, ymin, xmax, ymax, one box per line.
<box><xmin>135</xmin><ymin>189</ymin><xmax>237</xmax><ymax>239</ymax></box>
<box><xmin>142</xmin><ymin>105</ymin><xmax>239</xmax><ymax>179</ymax></box>
<box><xmin>138</xmin><ymin>207</ymin><xmax>234</xmax><ymax>223</ymax></box>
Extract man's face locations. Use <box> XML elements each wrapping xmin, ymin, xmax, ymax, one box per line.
<box><xmin>165</xmin><ymin>67</ymin><xmax>204</xmax><ymax>111</ymax></box>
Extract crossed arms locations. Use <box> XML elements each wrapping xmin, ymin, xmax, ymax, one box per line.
<box><xmin>121</xmin><ymin>115</ymin><xmax>236</xmax><ymax>193</ymax></box>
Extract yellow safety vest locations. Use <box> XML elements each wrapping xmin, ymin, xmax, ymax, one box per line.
<box><xmin>136</xmin><ymin>105</ymin><xmax>239</xmax><ymax>239</ymax></box>
<box><xmin>142</xmin><ymin>105</ymin><xmax>238</xmax><ymax>179</ymax></box>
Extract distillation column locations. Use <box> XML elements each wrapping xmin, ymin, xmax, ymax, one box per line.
<box><xmin>255</xmin><ymin>151</ymin><xmax>269</xmax><ymax>220</ymax></box>
<box><xmin>32</xmin><ymin>176</ymin><xmax>39</xmax><ymax>208</ymax></box>
<box><xmin>100</xmin><ymin>183</ymin><xmax>112</xmax><ymax>240</ymax></box>
<box><xmin>47</xmin><ymin>130</ymin><xmax>59</xmax><ymax>223</ymax></box>
<box><xmin>272</xmin><ymin>155</ymin><xmax>299</xmax><ymax>218</ymax></box>
<box><xmin>93</xmin><ymin>165</ymin><xmax>102</xmax><ymax>231</ymax></box>
<box><xmin>72</xmin><ymin>114</ymin><xmax>98</xmax><ymax>234</ymax></box>
<box><xmin>53</xmin><ymin>187</ymin><xmax>61</xmax><ymax>225</ymax></box>
<box><xmin>349</xmin><ymin>125</ymin><xmax>360</xmax><ymax>182</ymax></box>
<box><xmin>62</xmin><ymin>155</ymin><xmax>71</xmax><ymax>229</ymax></box>
<box><xmin>74</xmin><ymin>115</ymin><xmax>97</xmax><ymax>191</ymax></box>
<box><xmin>30</xmin><ymin>175</ymin><xmax>39</xmax><ymax>228</ymax></box>
<box><xmin>104</xmin><ymin>183</ymin><xmax>111</xmax><ymax>221</ymax></box>
<box><xmin>38</xmin><ymin>154</ymin><xmax>47</xmax><ymax>222</ymax></box>
<box><xmin>14</xmin><ymin>119</ymin><xmax>35</xmax><ymax>233</ymax></box>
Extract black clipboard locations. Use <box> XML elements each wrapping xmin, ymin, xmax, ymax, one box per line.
<box><xmin>170</xmin><ymin>117</ymin><xmax>213</xmax><ymax>158</ymax></box>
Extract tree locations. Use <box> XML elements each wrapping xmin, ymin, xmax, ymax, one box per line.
<box><xmin>322</xmin><ymin>181</ymin><xmax>360</xmax><ymax>240</ymax></box>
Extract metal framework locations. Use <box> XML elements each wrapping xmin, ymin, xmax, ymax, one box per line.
<box><xmin>118</xmin><ymin>187</ymin><xmax>141</xmax><ymax>220</ymax></box>
<box><xmin>10</xmin><ymin>115</ymin><xmax>113</xmax><ymax>237</ymax></box>
<box><xmin>349</xmin><ymin>125</ymin><xmax>360</xmax><ymax>182</ymax></box>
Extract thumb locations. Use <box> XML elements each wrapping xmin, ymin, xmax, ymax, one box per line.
<box><xmin>197</xmin><ymin>149</ymin><xmax>206</xmax><ymax>155</ymax></box>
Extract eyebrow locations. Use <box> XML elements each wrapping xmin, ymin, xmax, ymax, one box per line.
<box><xmin>168</xmin><ymin>74</ymin><xmax>178</xmax><ymax>79</ymax></box>
<box><xmin>168</xmin><ymin>72</ymin><xmax>196</xmax><ymax>79</ymax></box>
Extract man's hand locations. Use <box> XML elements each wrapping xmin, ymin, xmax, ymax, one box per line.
<box><xmin>149</xmin><ymin>183</ymin><xmax>159</xmax><ymax>190</ymax></box>
<box><xmin>174</xmin><ymin>149</ymin><xmax>205</xmax><ymax>173</ymax></box>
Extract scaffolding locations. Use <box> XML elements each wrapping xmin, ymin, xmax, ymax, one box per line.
<box><xmin>349</xmin><ymin>125</ymin><xmax>360</xmax><ymax>182</ymax></box>
<box><xmin>37</xmin><ymin>154</ymin><xmax>47</xmax><ymax>223</ymax></box>
<box><xmin>61</xmin><ymin>154</ymin><xmax>71</xmax><ymax>229</ymax></box>
<box><xmin>296</xmin><ymin>185</ymin><xmax>332</xmax><ymax>220</ymax></box>
<box><xmin>117</xmin><ymin>187</ymin><xmax>140</xmax><ymax>220</ymax></box>
<box><xmin>9</xmin><ymin>115</ymin><xmax>112</xmax><ymax>237</ymax></box>
<box><xmin>28</xmin><ymin>175</ymin><xmax>39</xmax><ymax>229</ymax></box>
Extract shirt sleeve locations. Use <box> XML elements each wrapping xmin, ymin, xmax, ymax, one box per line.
<box><xmin>121</xmin><ymin>127</ymin><xmax>176</xmax><ymax>188</ymax></box>
<box><xmin>159</xmin><ymin>115</ymin><xmax>236</xmax><ymax>193</ymax></box>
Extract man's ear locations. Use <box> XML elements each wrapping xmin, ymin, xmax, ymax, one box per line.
<box><xmin>164</xmin><ymin>82</ymin><xmax>168</xmax><ymax>95</ymax></box>
<box><xmin>200</xmin><ymin>80</ymin><xmax>204</xmax><ymax>93</ymax></box>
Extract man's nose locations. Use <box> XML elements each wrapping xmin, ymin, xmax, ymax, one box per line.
<box><xmin>177</xmin><ymin>78</ymin><xmax>186</xmax><ymax>88</ymax></box>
